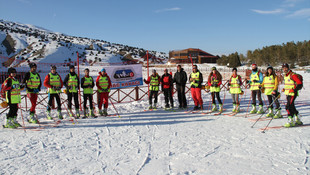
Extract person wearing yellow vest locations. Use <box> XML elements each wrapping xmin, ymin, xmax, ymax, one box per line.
<box><xmin>64</xmin><ymin>65</ymin><xmax>80</xmax><ymax>118</ymax></box>
<box><xmin>144</xmin><ymin>69</ymin><xmax>161</xmax><ymax>109</ymax></box>
<box><xmin>43</xmin><ymin>65</ymin><xmax>64</xmax><ymax>120</ymax></box>
<box><xmin>189</xmin><ymin>65</ymin><xmax>203</xmax><ymax>110</ymax></box>
<box><xmin>282</xmin><ymin>63</ymin><xmax>303</xmax><ymax>127</ymax></box>
<box><xmin>227</xmin><ymin>68</ymin><xmax>243</xmax><ymax>112</ymax></box>
<box><xmin>81</xmin><ymin>68</ymin><xmax>95</xmax><ymax>118</ymax></box>
<box><xmin>207</xmin><ymin>67</ymin><xmax>223</xmax><ymax>112</ymax></box>
<box><xmin>260</xmin><ymin>66</ymin><xmax>281</xmax><ymax>118</ymax></box>
<box><xmin>96</xmin><ymin>68</ymin><xmax>111</xmax><ymax>116</ymax></box>
<box><xmin>2</xmin><ymin>68</ymin><xmax>24</xmax><ymax>128</ymax></box>
<box><xmin>22</xmin><ymin>63</ymin><xmax>41</xmax><ymax>124</ymax></box>
<box><xmin>246</xmin><ymin>64</ymin><xmax>264</xmax><ymax>114</ymax></box>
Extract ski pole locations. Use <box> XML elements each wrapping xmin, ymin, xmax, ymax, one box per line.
<box><xmin>251</xmin><ymin>93</ymin><xmax>281</xmax><ymax>128</ymax></box>
<box><xmin>261</xmin><ymin>116</ymin><xmax>274</xmax><ymax>133</ymax></box>
<box><xmin>58</xmin><ymin>91</ymin><xmax>78</xmax><ymax>124</ymax></box>
<box><xmin>109</xmin><ymin>98</ymin><xmax>120</xmax><ymax>118</ymax></box>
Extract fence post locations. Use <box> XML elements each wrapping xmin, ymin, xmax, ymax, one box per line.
<box><xmin>135</xmin><ymin>86</ymin><xmax>139</xmax><ymax>101</ymax></box>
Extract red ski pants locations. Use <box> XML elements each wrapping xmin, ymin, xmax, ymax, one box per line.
<box><xmin>98</xmin><ymin>92</ymin><xmax>109</xmax><ymax>109</ymax></box>
<box><xmin>27</xmin><ymin>93</ymin><xmax>38</xmax><ymax>113</ymax></box>
<box><xmin>191</xmin><ymin>87</ymin><xmax>203</xmax><ymax>107</ymax></box>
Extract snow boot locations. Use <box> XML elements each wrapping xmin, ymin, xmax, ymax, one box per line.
<box><xmin>294</xmin><ymin>114</ymin><xmax>303</xmax><ymax>126</ymax></box>
<box><xmin>219</xmin><ymin>104</ymin><xmax>223</xmax><ymax>112</ymax></box>
<box><xmin>3</xmin><ymin>118</ymin><xmax>17</xmax><ymax>129</ymax></box>
<box><xmin>284</xmin><ymin>116</ymin><xmax>295</xmax><ymax>128</ymax></box>
<box><xmin>75</xmin><ymin>108</ymin><xmax>80</xmax><ymax>119</ymax></box>
<box><xmin>12</xmin><ymin>116</ymin><xmax>22</xmax><ymax>127</ymax></box>
<box><xmin>266</xmin><ymin>108</ymin><xmax>274</xmax><ymax>118</ymax></box>
<box><xmin>250</xmin><ymin>104</ymin><xmax>257</xmax><ymax>114</ymax></box>
<box><xmin>103</xmin><ymin>108</ymin><xmax>108</xmax><ymax>116</ymax></box>
<box><xmin>28</xmin><ymin>112</ymin><xmax>39</xmax><ymax>124</ymax></box>
<box><xmin>211</xmin><ymin>104</ymin><xmax>218</xmax><ymax>112</ymax></box>
<box><xmin>47</xmin><ymin>110</ymin><xmax>52</xmax><ymax>120</ymax></box>
<box><xmin>57</xmin><ymin>110</ymin><xmax>63</xmax><ymax>119</ymax></box>
<box><xmin>273</xmin><ymin>108</ymin><xmax>282</xmax><ymax>119</ymax></box>
<box><xmin>256</xmin><ymin>105</ymin><xmax>264</xmax><ymax>114</ymax></box>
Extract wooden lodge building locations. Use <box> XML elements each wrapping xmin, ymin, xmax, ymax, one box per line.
<box><xmin>168</xmin><ymin>48</ymin><xmax>219</xmax><ymax>64</ymax></box>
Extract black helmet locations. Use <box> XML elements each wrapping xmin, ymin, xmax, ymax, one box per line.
<box><xmin>8</xmin><ymin>67</ymin><xmax>17</xmax><ymax>74</ymax></box>
<box><xmin>29</xmin><ymin>62</ymin><xmax>37</xmax><ymax>68</ymax></box>
<box><xmin>51</xmin><ymin>65</ymin><xmax>57</xmax><ymax>70</ymax></box>
<box><xmin>267</xmin><ymin>66</ymin><xmax>273</xmax><ymax>71</ymax></box>
<box><xmin>232</xmin><ymin>67</ymin><xmax>237</xmax><ymax>72</ymax></box>
<box><xmin>282</xmin><ymin>63</ymin><xmax>289</xmax><ymax>69</ymax></box>
<box><xmin>69</xmin><ymin>65</ymin><xmax>75</xmax><ymax>69</ymax></box>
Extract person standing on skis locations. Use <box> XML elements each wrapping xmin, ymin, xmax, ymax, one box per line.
<box><xmin>189</xmin><ymin>65</ymin><xmax>203</xmax><ymax>110</ymax></box>
<box><xmin>282</xmin><ymin>63</ymin><xmax>303</xmax><ymax>127</ymax></box>
<box><xmin>22</xmin><ymin>63</ymin><xmax>41</xmax><ymax>123</ymax></box>
<box><xmin>96</xmin><ymin>68</ymin><xmax>111</xmax><ymax>116</ymax></box>
<box><xmin>173</xmin><ymin>65</ymin><xmax>187</xmax><ymax>109</ymax></box>
<box><xmin>43</xmin><ymin>65</ymin><xmax>63</xmax><ymax>120</ymax></box>
<box><xmin>247</xmin><ymin>64</ymin><xmax>264</xmax><ymax>114</ymax></box>
<box><xmin>63</xmin><ymin>65</ymin><xmax>80</xmax><ymax>118</ymax></box>
<box><xmin>260</xmin><ymin>66</ymin><xmax>281</xmax><ymax>118</ymax></box>
<box><xmin>2</xmin><ymin>68</ymin><xmax>24</xmax><ymax>128</ymax></box>
<box><xmin>228</xmin><ymin>68</ymin><xmax>243</xmax><ymax>112</ymax></box>
<box><xmin>81</xmin><ymin>68</ymin><xmax>95</xmax><ymax>118</ymax></box>
<box><xmin>144</xmin><ymin>69</ymin><xmax>161</xmax><ymax>109</ymax></box>
<box><xmin>161</xmin><ymin>68</ymin><xmax>173</xmax><ymax>109</ymax></box>
<box><xmin>207</xmin><ymin>67</ymin><xmax>223</xmax><ymax>112</ymax></box>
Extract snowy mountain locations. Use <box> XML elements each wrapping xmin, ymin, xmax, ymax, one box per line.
<box><xmin>0</xmin><ymin>19</ymin><xmax>168</xmax><ymax>67</ymax></box>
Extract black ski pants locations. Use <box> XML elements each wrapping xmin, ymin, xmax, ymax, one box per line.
<box><xmin>7</xmin><ymin>103</ymin><xmax>18</xmax><ymax>119</ymax></box>
<box><xmin>47</xmin><ymin>93</ymin><xmax>61</xmax><ymax>111</ymax></box>
<box><xmin>251</xmin><ymin>90</ymin><xmax>263</xmax><ymax>106</ymax></box>
<box><xmin>149</xmin><ymin>91</ymin><xmax>158</xmax><ymax>105</ymax></box>
<box><xmin>286</xmin><ymin>95</ymin><xmax>298</xmax><ymax>117</ymax></box>
<box><xmin>163</xmin><ymin>88</ymin><xmax>173</xmax><ymax>107</ymax></box>
<box><xmin>211</xmin><ymin>92</ymin><xmax>222</xmax><ymax>105</ymax></box>
<box><xmin>176</xmin><ymin>85</ymin><xmax>187</xmax><ymax>108</ymax></box>
<box><xmin>68</xmin><ymin>92</ymin><xmax>79</xmax><ymax>110</ymax></box>
<box><xmin>83</xmin><ymin>94</ymin><xmax>93</xmax><ymax>110</ymax></box>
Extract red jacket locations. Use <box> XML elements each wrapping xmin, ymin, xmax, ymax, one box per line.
<box><xmin>96</xmin><ymin>72</ymin><xmax>111</xmax><ymax>90</ymax></box>
<box><xmin>43</xmin><ymin>72</ymin><xmax>63</xmax><ymax>88</ymax></box>
<box><xmin>286</xmin><ymin>70</ymin><xmax>302</xmax><ymax>85</ymax></box>
<box><xmin>2</xmin><ymin>76</ymin><xmax>15</xmax><ymax>91</ymax></box>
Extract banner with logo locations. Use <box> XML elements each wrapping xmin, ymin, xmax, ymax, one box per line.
<box><xmin>104</xmin><ymin>64</ymin><xmax>143</xmax><ymax>89</ymax></box>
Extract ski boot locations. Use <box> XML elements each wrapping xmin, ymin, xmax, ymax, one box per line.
<box><xmin>164</xmin><ymin>103</ymin><xmax>170</xmax><ymax>110</ymax></box>
<box><xmin>148</xmin><ymin>105</ymin><xmax>153</xmax><ymax>110</ymax></box>
<box><xmin>235</xmin><ymin>104</ymin><xmax>240</xmax><ymax>113</ymax></box>
<box><xmin>90</xmin><ymin>109</ymin><xmax>96</xmax><ymax>118</ymax></box>
<box><xmin>99</xmin><ymin>109</ymin><xmax>104</xmax><ymax>116</ymax></box>
<box><xmin>153</xmin><ymin>103</ymin><xmax>157</xmax><ymax>110</ymax></box>
<box><xmin>250</xmin><ymin>104</ymin><xmax>257</xmax><ymax>114</ymax></box>
<box><xmin>12</xmin><ymin>116</ymin><xmax>22</xmax><ymax>127</ymax></box>
<box><xmin>256</xmin><ymin>105</ymin><xmax>264</xmax><ymax>114</ymax></box>
<box><xmin>47</xmin><ymin>110</ymin><xmax>53</xmax><ymax>120</ymax></box>
<box><xmin>3</xmin><ymin>118</ymin><xmax>17</xmax><ymax>128</ymax></box>
<box><xmin>266</xmin><ymin>108</ymin><xmax>274</xmax><ymax>118</ymax></box>
<box><xmin>218</xmin><ymin>104</ymin><xmax>223</xmax><ymax>112</ymax></box>
<box><xmin>193</xmin><ymin>106</ymin><xmax>199</xmax><ymax>110</ymax></box>
<box><xmin>211</xmin><ymin>104</ymin><xmax>218</xmax><ymax>112</ymax></box>
<box><xmin>273</xmin><ymin>108</ymin><xmax>282</xmax><ymax>119</ymax></box>
<box><xmin>284</xmin><ymin>116</ymin><xmax>295</xmax><ymax>128</ymax></box>
<box><xmin>232</xmin><ymin>104</ymin><xmax>236</xmax><ymax>112</ymax></box>
<box><xmin>28</xmin><ymin>112</ymin><xmax>39</xmax><ymax>124</ymax></box>
<box><xmin>103</xmin><ymin>108</ymin><xmax>108</xmax><ymax>117</ymax></box>
<box><xmin>57</xmin><ymin>110</ymin><xmax>63</xmax><ymax>119</ymax></box>
<box><xmin>75</xmin><ymin>108</ymin><xmax>80</xmax><ymax>119</ymax></box>
<box><xmin>294</xmin><ymin>114</ymin><xmax>303</xmax><ymax>126</ymax></box>
<box><xmin>83</xmin><ymin>108</ymin><xmax>88</xmax><ymax>119</ymax></box>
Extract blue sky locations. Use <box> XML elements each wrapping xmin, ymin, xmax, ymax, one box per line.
<box><xmin>0</xmin><ymin>0</ymin><xmax>310</xmax><ymax>56</ymax></box>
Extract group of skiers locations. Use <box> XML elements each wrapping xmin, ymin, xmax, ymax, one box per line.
<box><xmin>1</xmin><ymin>64</ymin><xmax>112</xmax><ymax>128</ymax></box>
<box><xmin>0</xmin><ymin>62</ymin><xmax>303</xmax><ymax>129</ymax></box>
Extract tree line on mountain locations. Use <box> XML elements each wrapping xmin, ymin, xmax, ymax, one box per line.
<box><xmin>217</xmin><ymin>40</ymin><xmax>310</xmax><ymax>68</ymax></box>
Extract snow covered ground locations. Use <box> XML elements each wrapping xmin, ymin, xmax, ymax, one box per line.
<box><xmin>0</xmin><ymin>66</ymin><xmax>310</xmax><ymax>175</ymax></box>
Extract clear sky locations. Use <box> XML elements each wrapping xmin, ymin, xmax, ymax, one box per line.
<box><xmin>0</xmin><ymin>0</ymin><xmax>310</xmax><ymax>56</ymax></box>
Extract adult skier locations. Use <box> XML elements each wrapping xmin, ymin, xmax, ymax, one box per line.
<box><xmin>144</xmin><ymin>69</ymin><xmax>161</xmax><ymax>109</ymax></box>
<box><xmin>161</xmin><ymin>68</ymin><xmax>174</xmax><ymax>109</ymax></box>
<box><xmin>2</xmin><ymin>68</ymin><xmax>24</xmax><ymax>128</ymax></box>
<box><xmin>63</xmin><ymin>65</ymin><xmax>80</xmax><ymax>118</ymax></box>
<box><xmin>189</xmin><ymin>65</ymin><xmax>203</xmax><ymax>110</ymax></box>
<box><xmin>43</xmin><ymin>65</ymin><xmax>63</xmax><ymax>120</ymax></box>
<box><xmin>282</xmin><ymin>63</ymin><xmax>303</xmax><ymax>127</ymax></box>
<box><xmin>247</xmin><ymin>64</ymin><xmax>264</xmax><ymax>114</ymax></box>
<box><xmin>260</xmin><ymin>66</ymin><xmax>281</xmax><ymax>118</ymax></box>
<box><xmin>96</xmin><ymin>68</ymin><xmax>111</xmax><ymax>116</ymax></box>
<box><xmin>22</xmin><ymin>63</ymin><xmax>41</xmax><ymax>123</ymax></box>
<box><xmin>228</xmin><ymin>68</ymin><xmax>243</xmax><ymax>112</ymax></box>
<box><xmin>81</xmin><ymin>68</ymin><xmax>95</xmax><ymax>118</ymax></box>
<box><xmin>207</xmin><ymin>67</ymin><xmax>223</xmax><ymax>112</ymax></box>
<box><xmin>173</xmin><ymin>65</ymin><xmax>187</xmax><ymax>109</ymax></box>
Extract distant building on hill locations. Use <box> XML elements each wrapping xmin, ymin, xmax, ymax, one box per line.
<box><xmin>169</xmin><ymin>48</ymin><xmax>219</xmax><ymax>64</ymax></box>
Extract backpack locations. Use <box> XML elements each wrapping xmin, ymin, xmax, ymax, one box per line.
<box><xmin>291</xmin><ymin>72</ymin><xmax>303</xmax><ymax>89</ymax></box>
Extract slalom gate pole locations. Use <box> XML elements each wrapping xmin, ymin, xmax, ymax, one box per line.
<box><xmin>109</xmin><ymin>98</ymin><xmax>120</xmax><ymax>118</ymax></box>
<box><xmin>251</xmin><ymin>93</ymin><xmax>281</xmax><ymax>128</ymax></box>
<box><xmin>19</xmin><ymin>104</ymin><xmax>26</xmax><ymax>132</ymax></box>
<box><xmin>147</xmin><ymin>51</ymin><xmax>149</xmax><ymax>97</ymax></box>
<box><xmin>77</xmin><ymin>52</ymin><xmax>82</xmax><ymax>111</ymax></box>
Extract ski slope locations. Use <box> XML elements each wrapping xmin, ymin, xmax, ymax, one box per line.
<box><xmin>0</xmin><ymin>69</ymin><xmax>310</xmax><ymax>175</ymax></box>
